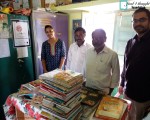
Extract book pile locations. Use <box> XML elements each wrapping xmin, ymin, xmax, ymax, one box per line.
<box><xmin>80</xmin><ymin>87</ymin><xmax>103</xmax><ymax>119</ymax></box>
<box><xmin>39</xmin><ymin>69</ymin><xmax>84</xmax><ymax>120</ymax></box>
<box><xmin>93</xmin><ymin>96</ymin><xmax>128</xmax><ymax>120</ymax></box>
<box><xmin>18</xmin><ymin>79</ymin><xmax>41</xmax><ymax>97</ymax></box>
<box><xmin>81</xmin><ymin>87</ymin><xmax>103</xmax><ymax>106</ymax></box>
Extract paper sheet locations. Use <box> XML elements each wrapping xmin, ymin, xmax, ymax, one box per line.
<box><xmin>17</xmin><ymin>47</ymin><xmax>28</xmax><ymax>58</ymax></box>
<box><xmin>0</xmin><ymin>39</ymin><xmax>10</xmax><ymax>58</ymax></box>
<box><xmin>12</xmin><ymin>20</ymin><xmax>30</xmax><ymax>47</ymax></box>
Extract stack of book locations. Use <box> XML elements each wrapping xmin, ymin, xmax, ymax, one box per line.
<box><xmin>39</xmin><ymin>69</ymin><xmax>84</xmax><ymax>120</ymax></box>
<box><xmin>80</xmin><ymin>87</ymin><xmax>103</xmax><ymax>119</ymax></box>
<box><xmin>93</xmin><ymin>96</ymin><xmax>128</xmax><ymax>120</ymax></box>
<box><xmin>18</xmin><ymin>79</ymin><xmax>41</xmax><ymax>97</ymax></box>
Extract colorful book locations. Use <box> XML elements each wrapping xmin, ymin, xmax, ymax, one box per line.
<box><xmin>39</xmin><ymin>69</ymin><xmax>83</xmax><ymax>88</ymax></box>
<box><xmin>28</xmin><ymin>79</ymin><xmax>41</xmax><ymax>89</ymax></box>
<box><xmin>93</xmin><ymin>96</ymin><xmax>128</xmax><ymax>120</ymax></box>
<box><xmin>42</xmin><ymin>80</ymin><xmax>82</xmax><ymax>94</ymax></box>
<box><xmin>81</xmin><ymin>87</ymin><xmax>103</xmax><ymax>106</ymax></box>
<box><xmin>39</xmin><ymin>69</ymin><xmax>62</xmax><ymax>80</ymax></box>
<box><xmin>41</xmin><ymin>104</ymin><xmax>82</xmax><ymax>120</ymax></box>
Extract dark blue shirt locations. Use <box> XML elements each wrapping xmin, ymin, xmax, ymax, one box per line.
<box><xmin>41</xmin><ymin>39</ymin><xmax>66</xmax><ymax>72</ymax></box>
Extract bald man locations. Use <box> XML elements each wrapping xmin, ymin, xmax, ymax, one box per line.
<box><xmin>84</xmin><ymin>29</ymin><xmax>120</xmax><ymax>95</ymax></box>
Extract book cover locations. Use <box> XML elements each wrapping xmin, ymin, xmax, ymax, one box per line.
<box><xmin>81</xmin><ymin>102</ymin><xmax>100</xmax><ymax>118</ymax></box>
<box><xmin>28</xmin><ymin>79</ymin><xmax>41</xmax><ymax>89</ymax></box>
<box><xmin>53</xmin><ymin>70</ymin><xmax>84</xmax><ymax>88</ymax></box>
<box><xmin>54</xmin><ymin>70</ymin><xmax>83</xmax><ymax>82</ymax></box>
<box><xmin>81</xmin><ymin>87</ymin><xmax>103</xmax><ymax>107</ymax></box>
<box><xmin>19</xmin><ymin>84</ymin><xmax>32</xmax><ymax>94</ymax></box>
<box><xmin>93</xmin><ymin>96</ymin><xmax>127</xmax><ymax>120</ymax></box>
<box><xmin>39</xmin><ymin>69</ymin><xmax>62</xmax><ymax>80</ymax></box>
<box><xmin>39</xmin><ymin>69</ymin><xmax>83</xmax><ymax>88</ymax></box>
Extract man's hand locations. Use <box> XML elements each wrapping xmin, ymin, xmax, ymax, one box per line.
<box><xmin>118</xmin><ymin>86</ymin><xmax>124</xmax><ymax>94</ymax></box>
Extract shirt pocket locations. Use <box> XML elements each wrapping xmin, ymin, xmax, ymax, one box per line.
<box><xmin>96</xmin><ymin>61</ymin><xmax>109</xmax><ymax>74</ymax></box>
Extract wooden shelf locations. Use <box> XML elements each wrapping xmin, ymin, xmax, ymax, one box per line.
<box><xmin>54</xmin><ymin>0</ymin><xmax>118</xmax><ymax>12</ymax></box>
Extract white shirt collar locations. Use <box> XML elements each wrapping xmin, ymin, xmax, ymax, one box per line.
<box><xmin>75</xmin><ymin>41</ymin><xmax>86</xmax><ymax>47</ymax></box>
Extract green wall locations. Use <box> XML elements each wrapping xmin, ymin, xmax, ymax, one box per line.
<box><xmin>0</xmin><ymin>13</ymin><xmax>34</xmax><ymax>119</ymax></box>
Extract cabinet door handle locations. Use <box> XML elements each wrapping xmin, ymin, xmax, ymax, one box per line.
<box><xmin>18</xmin><ymin>59</ymin><xmax>24</xmax><ymax>63</ymax></box>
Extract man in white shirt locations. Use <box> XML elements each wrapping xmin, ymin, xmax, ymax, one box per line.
<box><xmin>85</xmin><ymin>28</ymin><xmax>120</xmax><ymax>95</ymax></box>
<box><xmin>66</xmin><ymin>27</ymin><xmax>91</xmax><ymax>74</ymax></box>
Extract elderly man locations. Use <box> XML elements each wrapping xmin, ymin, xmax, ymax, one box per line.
<box><xmin>85</xmin><ymin>28</ymin><xmax>120</xmax><ymax>95</ymax></box>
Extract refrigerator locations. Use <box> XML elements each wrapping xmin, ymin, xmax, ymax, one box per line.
<box><xmin>30</xmin><ymin>10</ymin><xmax>69</xmax><ymax>78</ymax></box>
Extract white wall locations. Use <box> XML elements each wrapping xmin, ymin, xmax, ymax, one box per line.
<box><xmin>82</xmin><ymin>12</ymin><xmax>115</xmax><ymax>49</ymax></box>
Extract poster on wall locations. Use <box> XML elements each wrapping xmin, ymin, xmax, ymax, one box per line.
<box><xmin>72</xmin><ymin>19</ymin><xmax>82</xmax><ymax>42</ymax></box>
<box><xmin>0</xmin><ymin>14</ymin><xmax>9</xmax><ymax>38</ymax></box>
<box><xmin>12</xmin><ymin>20</ymin><xmax>30</xmax><ymax>47</ymax></box>
<box><xmin>73</xmin><ymin>19</ymin><xmax>82</xmax><ymax>31</ymax></box>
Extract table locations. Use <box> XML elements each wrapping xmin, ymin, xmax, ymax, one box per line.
<box><xmin>3</xmin><ymin>82</ymin><xmax>130</xmax><ymax>120</ymax></box>
<box><xmin>3</xmin><ymin>93</ymin><xmax>43</xmax><ymax>120</ymax></box>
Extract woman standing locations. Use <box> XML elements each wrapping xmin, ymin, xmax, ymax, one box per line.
<box><xmin>41</xmin><ymin>25</ymin><xmax>66</xmax><ymax>73</ymax></box>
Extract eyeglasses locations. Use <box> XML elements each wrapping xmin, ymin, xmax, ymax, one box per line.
<box><xmin>132</xmin><ymin>18</ymin><xmax>148</xmax><ymax>23</ymax></box>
